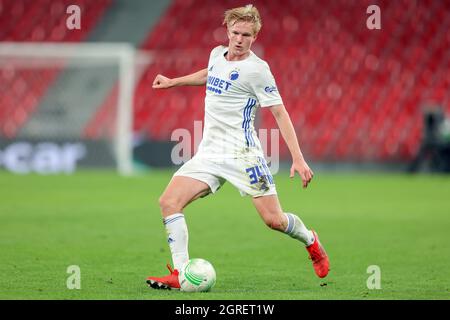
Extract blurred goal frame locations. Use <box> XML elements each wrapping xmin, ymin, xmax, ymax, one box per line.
<box><xmin>0</xmin><ymin>42</ymin><xmax>136</xmax><ymax>175</ymax></box>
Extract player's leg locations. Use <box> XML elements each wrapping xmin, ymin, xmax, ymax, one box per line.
<box><xmin>159</xmin><ymin>175</ymin><xmax>211</xmax><ymax>218</ymax></box>
<box><xmin>161</xmin><ymin>175</ymin><xmax>212</xmax><ymax>266</ymax></box>
<box><xmin>220</xmin><ymin>156</ymin><xmax>313</xmax><ymax>242</ymax></box>
<box><xmin>252</xmin><ymin>194</ymin><xmax>330</xmax><ymax>278</ymax></box>
<box><xmin>147</xmin><ymin>176</ymin><xmax>211</xmax><ymax>289</ymax></box>
<box><xmin>147</xmin><ymin>155</ymin><xmax>225</xmax><ymax>289</ymax></box>
<box><xmin>224</xmin><ymin>156</ymin><xmax>314</xmax><ymax>243</ymax></box>
<box><xmin>160</xmin><ymin>175</ymin><xmax>211</xmax><ymax>266</ymax></box>
<box><xmin>252</xmin><ymin>194</ymin><xmax>314</xmax><ymax>244</ymax></box>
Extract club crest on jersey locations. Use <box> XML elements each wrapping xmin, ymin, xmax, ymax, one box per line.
<box><xmin>229</xmin><ymin>70</ymin><xmax>239</xmax><ymax>80</ymax></box>
<box><xmin>264</xmin><ymin>86</ymin><xmax>277</xmax><ymax>93</ymax></box>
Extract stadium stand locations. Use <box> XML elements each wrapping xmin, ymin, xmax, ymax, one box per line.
<box><xmin>2</xmin><ymin>0</ymin><xmax>449</xmax><ymax>163</ymax></box>
<box><xmin>129</xmin><ymin>0</ymin><xmax>450</xmax><ymax>162</ymax></box>
<box><xmin>0</xmin><ymin>0</ymin><xmax>112</xmax><ymax>137</ymax></box>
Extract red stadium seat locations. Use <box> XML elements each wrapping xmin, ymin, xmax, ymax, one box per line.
<box><xmin>0</xmin><ymin>0</ymin><xmax>112</xmax><ymax>137</ymax></box>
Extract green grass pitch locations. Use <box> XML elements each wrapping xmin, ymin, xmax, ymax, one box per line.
<box><xmin>0</xmin><ymin>170</ymin><xmax>449</xmax><ymax>299</ymax></box>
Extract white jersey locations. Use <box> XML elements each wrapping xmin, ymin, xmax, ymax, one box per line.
<box><xmin>196</xmin><ymin>45</ymin><xmax>283</xmax><ymax>159</ymax></box>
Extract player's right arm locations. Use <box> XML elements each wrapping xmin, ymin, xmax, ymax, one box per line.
<box><xmin>152</xmin><ymin>68</ymin><xmax>208</xmax><ymax>89</ymax></box>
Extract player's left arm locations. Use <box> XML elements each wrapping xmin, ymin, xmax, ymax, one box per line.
<box><xmin>269</xmin><ymin>104</ymin><xmax>314</xmax><ymax>188</ymax></box>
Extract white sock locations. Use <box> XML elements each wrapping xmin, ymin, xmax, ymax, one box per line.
<box><xmin>284</xmin><ymin>212</ymin><xmax>315</xmax><ymax>246</ymax></box>
<box><xmin>163</xmin><ymin>213</ymin><xmax>189</xmax><ymax>270</ymax></box>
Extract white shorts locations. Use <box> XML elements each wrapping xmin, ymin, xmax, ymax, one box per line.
<box><xmin>173</xmin><ymin>155</ymin><xmax>277</xmax><ymax>197</ymax></box>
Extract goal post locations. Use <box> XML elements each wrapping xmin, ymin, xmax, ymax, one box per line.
<box><xmin>0</xmin><ymin>42</ymin><xmax>139</xmax><ymax>175</ymax></box>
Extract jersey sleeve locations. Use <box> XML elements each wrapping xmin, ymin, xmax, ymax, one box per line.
<box><xmin>247</xmin><ymin>62</ymin><xmax>283</xmax><ymax>108</ymax></box>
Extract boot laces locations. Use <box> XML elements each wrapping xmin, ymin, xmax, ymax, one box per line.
<box><xmin>166</xmin><ymin>263</ymin><xmax>174</xmax><ymax>274</ymax></box>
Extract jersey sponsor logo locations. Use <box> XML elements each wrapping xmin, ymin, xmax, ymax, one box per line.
<box><xmin>207</xmin><ymin>86</ymin><xmax>222</xmax><ymax>94</ymax></box>
<box><xmin>264</xmin><ymin>86</ymin><xmax>277</xmax><ymax>93</ymax></box>
<box><xmin>229</xmin><ymin>70</ymin><xmax>239</xmax><ymax>80</ymax></box>
<box><xmin>206</xmin><ymin>75</ymin><xmax>232</xmax><ymax>94</ymax></box>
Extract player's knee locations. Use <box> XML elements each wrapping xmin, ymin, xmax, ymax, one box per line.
<box><xmin>264</xmin><ymin>216</ymin><xmax>284</xmax><ymax>231</ymax></box>
<box><xmin>158</xmin><ymin>195</ymin><xmax>182</xmax><ymax>215</ymax></box>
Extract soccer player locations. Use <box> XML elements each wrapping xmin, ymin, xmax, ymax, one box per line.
<box><xmin>146</xmin><ymin>4</ymin><xmax>329</xmax><ymax>290</ymax></box>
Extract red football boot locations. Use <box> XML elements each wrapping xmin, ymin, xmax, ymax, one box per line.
<box><xmin>306</xmin><ymin>230</ymin><xmax>330</xmax><ymax>278</ymax></box>
<box><xmin>146</xmin><ymin>264</ymin><xmax>181</xmax><ymax>290</ymax></box>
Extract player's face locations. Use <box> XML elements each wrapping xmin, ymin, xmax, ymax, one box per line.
<box><xmin>227</xmin><ymin>21</ymin><xmax>257</xmax><ymax>59</ymax></box>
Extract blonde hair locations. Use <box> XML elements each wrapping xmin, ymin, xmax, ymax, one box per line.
<box><xmin>223</xmin><ymin>4</ymin><xmax>262</xmax><ymax>36</ymax></box>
